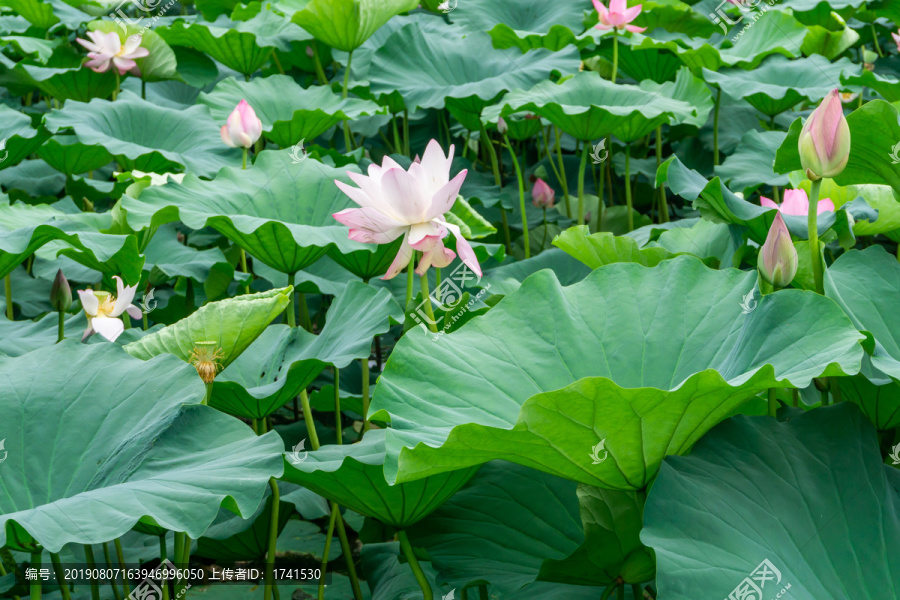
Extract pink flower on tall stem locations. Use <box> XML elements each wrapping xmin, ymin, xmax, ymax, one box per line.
<box><xmin>760</xmin><ymin>188</ymin><xmax>834</xmax><ymax>216</ymax></box>
<box><xmin>592</xmin><ymin>0</ymin><xmax>645</xmax><ymax>32</ymax></box>
<box><xmin>77</xmin><ymin>276</ymin><xmax>142</xmax><ymax>342</ymax></box>
<box><xmin>76</xmin><ymin>31</ymin><xmax>148</xmax><ymax>76</ymax></box>
<box><xmin>332</xmin><ymin>139</ymin><xmax>481</xmax><ymax>280</ymax></box>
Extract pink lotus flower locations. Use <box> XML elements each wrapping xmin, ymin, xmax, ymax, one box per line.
<box><xmin>532</xmin><ymin>178</ymin><xmax>555</xmax><ymax>208</ymax></box>
<box><xmin>758</xmin><ymin>212</ymin><xmax>798</xmax><ymax>288</ymax></box>
<box><xmin>220</xmin><ymin>100</ymin><xmax>263</xmax><ymax>149</ymax></box>
<box><xmin>77</xmin><ymin>276</ymin><xmax>142</xmax><ymax>342</ymax></box>
<box><xmin>76</xmin><ymin>31</ymin><xmax>148</xmax><ymax>76</ymax></box>
<box><xmin>332</xmin><ymin>139</ymin><xmax>481</xmax><ymax>280</ymax></box>
<box><xmin>893</xmin><ymin>30</ymin><xmax>900</xmax><ymax>53</ymax></box>
<box><xmin>798</xmin><ymin>89</ymin><xmax>851</xmax><ymax>181</ymax></box>
<box><xmin>760</xmin><ymin>188</ymin><xmax>834</xmax><ymax>216</ymax></box>
<box><xmin>593</xmin><ymin>0</ymin><xmax>646</xmax><ymax>32</ymax></box>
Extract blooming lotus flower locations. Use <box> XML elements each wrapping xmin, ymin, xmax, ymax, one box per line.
<box><xmin>798</xmin><ymin>89</ymin><xmax>851</xmax><ymax>181</ymax></box>
<box><xmin>532</xmin><ymin>178</ymin><xmax>555</xmax><ymax>208</ymax></box>
<box><xmin>758</xmin><ymin>213</ymin><xmax>798</xmax><ymax>288</ymax></box>
<box><xmin>332</xmin><ymin>139</ymin><xmax>480</xmax><ymax>280</ymax></box>
<box><xmin>893</xmin><ymin>30</ymin><xmax>900</xmax><ymax>53</ymax></box>
<box><xmin>593</xmin><ymin>0</ymin><xmax>646</xmax><ymax>32</ymax></box>
<box><xmin>760</xmin><ymin>188</ymin><xmax>834</xmax><ymax>216</ymax></box>
<box><xmin>77</xmin><ymin>276</ymin><xmax>142</xmax><ymax>342</ymax></box>
<box><xmin>76</xmin><ymin>31</ymin><xmax>148</xmax><ymax>76</ymax></box>
<box><xmin>220</xmin><ymin>100</ymin><xmax>263</xmax><ymax>149</ymax></box>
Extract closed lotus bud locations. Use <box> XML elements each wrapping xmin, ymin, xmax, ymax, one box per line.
<box><xmin>531</xmin><ymin>178</ymin><xmax>555</xmax><ymax>208</ymax></box>
<box><xmin>50</xmin><ymin>269</ymin><xmax>72</xmax><ymax>311</ymax></box>
<box><xmin>757</xmin><ymin>213</ymin><xmax>798</xmax><ymax>288</ymax></box>
<box><xmin>220</xmin><ymin>99</ymin><xmax>262</xmax><ymax>149</ymax></box>
<box><xmin>497</xmin><ymin>117</ymin><xmax>508</xmax><ymax>135</ymax></box>
<box><xmin>798</xmin><ymin>89</ymin><xmax>850</xmax><ymax>181</ymax></box>
<box><xmin>863</xmin><ymin>49</ymin><xmax>877</xmax><ymax>64</ymax></box>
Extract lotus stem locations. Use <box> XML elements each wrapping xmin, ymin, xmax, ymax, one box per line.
<box><xmin>342</xmin><ymin>50</ymin><xmax>354</xmax><ymax>150</ymax></box>
<box><xmin>606</xmin><ymin>147</ymin><xmax>615</xmax><ymax>205</ymax></box>
<box><xmin>334</xmin><ymin>367</ymin><xmax>342</xmax><ymax>445</ymax></box>
<box><xmin>768</xmin><ymin>388</ymin><xmax>777</xmax><ymax>418</ymax></box>
<box><xmin>29</xmin><ymin>551</ymin><xmax>41</xmax><ymax>600</ymax></box>
<box><xmin>264</xmin><ymin>478</ymin><xmax>280</xmax><ymax>600</ymax></box>
<box><xmin>611</xmin><ymin>30</ymin><xmax>619</xmax><ymax>83</ymax></box>
<box><xmin>5</xmin><ymin>275</ymin><xmax>12</xmax><ymax>320</ymax></box>
<box><xmin>50</xmin><ymin>553</ymin><xmax>71</xmax><ymax>600</ymax></box>
<box><xmin>807</xmin><ymin>179</ymin><xmax>824</xmax><ymax>294</ymax></box>
<box><xmin>478</xmin><ymin>584</ymin><xmax>489</xmax><ymax>599</ymax></box>
<box><xmin>577</xmin><ymin>141</ymin><xmax>589</xmax><ymax>226</ymax></box>
<box><xmin>286</xmin><ymin>273</ymin><xmax>297</xmax><ymax>328</ymax></box>
<box><xmin>418</xmin><ymin>272</ymin><xmax>439</xmax><ymax>333</ymax></box>
<box><xmin>114</xmin><ymin>538</ymin><xmax>131</xmax><ymax>596</ymax></box>
<box><xmin>406</xmin><ymin>253</ymin><xmax>415</xmax><ymax>308</ymax></box>
<box><xmin>624</xmin><ymin>144</ymin><xmax>633</xmax><ymax>232</ymax></box>
<box><xmin>311</xmin><ymin>44</ymin><xmax>328</xmax><ymax>85</ymax></box>
<box><xmin>398</xmin><ymin>530</ymin><xmax>432</xmax><ymax>600</ymax></box>
<box><xmin>656</xmin><ymin>126</ymin><xmax>668</xmax><ymax>223</ymax></box>
<box><xmin>83</xmin><ymin>545</ymin><xmax>100</xmax><ymax>600</ymax></box>
<box><xmin>271</xmin><ymin>51</ymin><xmax>285</xmax><ymax>75</ymax></box>
<box><xmin>360</xmin><ymin>357</ymin><xmax>370</xmax><ymax>436</ymax></box>
<box><xmin>159</xmin><ymin>535</ymin><xmax>170</xmax><ymax>600</ymax></box>
<box><xmin>633</xmin><ymin>584</ymin><xmax>643</xmax><ymax>599</ymax></box>
<box><xmin>480</xmin><ymin>123</ymin><xmax>512</xmax><ymax>253</ymax></box>
<box><xmin>541</xmin><ymin>208</ymin><xmax>548</xmax><ymax>248</ymax></box>
<box><xmin>141</xmin><ymin>79</ymin><xmax>146</xmax><ymax>100</ymax></box>
<box><xmin>553</xmin><ymin>126</ymin><xmax>572</xmax><ymax>218</ymax></box>
<box><xmin>298</xmin><ymin>293</ymin><xmax>311</xmax><ymax>330</ymax></box>
<box><xmin>713</xmin><ymin>88</ymin><xmax>721</xmax><ymax>166</ymax></box>
<box><xmin>334</xmin><ymin>504</ymin><xmax>363</xmax><ymax>600</ymax></box>
<box><xmin>502</xmin><ymin>133</ymin><xmax>529</xmax><ymax>258</ymax></box>
<box><xmin>792</xmin><ymin>388</ymin><xmax>800</xmax><ymax>407</ymax></box>
<box><xmin>460</xmin><ymin>588</ymin><xmax>468</xmax><ymax>600</ymax></box>
<box><xmin>203</xmin><ymin>382</ymin><xmax>213</xmax><ymax>405</ymax></box>
<box><xmin>392</xmin><ymin>115</ymin><xmax>403</xmax><ymax>153</ymax></box>
<box><xmin>103</xmin><ymin>543</ymin><xmax>122</xmax><ymax>600</ymax></box>
<box><xmin>113</xmin><ymin>71</ymin><xmax>120</xmax><ymax>101</ymax></box>
<box><xmin>600</xmin><ymin>584</ymin><xmax>616</xmax><ymax>600</ymax></box>
<box><xmin>176</xmin><ymin>534</ymin><xmax>191</xmax><ymax>597</ymax></box>
<box><xmin>57</xmin><ymin>310</ymin><xmax>64</xmax><ymax>343</ymax></box>
<box><xmin>300</xmin><ymin>388</ymin><xmax>320</xmax><ymax>450</ymax></box>
<box><xmin>318</xmin><ymin>505</ymin><xmax>338</xmax><ymax>600</ymax></box>
<box><xmin>871</xmin><ymin>24</ymin><xmax>884</xmax><ymax>56</ymax></box>
<box><xmin>403</xmin><ymin>109</ymin><xmax>410</xmax><ymax>156</ymax></box>
<box><xmin>242</xmin><ymin>147</ymin><xmax>248</xmax><ymax>170</ymax></box>
<box><xmin>541</xmin><ymin>125</ymin><xmax>568</xmax><ymax>215</ymax></box>
<box><xmin>617</xmin><ymin>584</ymin><xmax>626</xmax><ymax>600</ymax></box>
<box><xmin>240</xmin><ymin>248</ymin><xmax>251</xmax><ymax>293</ymax></box>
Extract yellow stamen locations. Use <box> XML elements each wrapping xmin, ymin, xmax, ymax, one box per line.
<box><xmin>189</xmin><ymin>341</ymin><xmax>224</xmax><ymax>384</ymax></box>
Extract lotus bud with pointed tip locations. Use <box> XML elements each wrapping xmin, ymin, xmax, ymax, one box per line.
<box><xmin>531</xmin><ymin>178</ymin><xmax>555</xmax><ymax>208</ymax></box>
<box><xmin>50</xmin><ymin>269</ymin><xmax>72</xmax><ymax>312</ymax></box>
<box><xmin>497</xmin><ymin>117</ymin><xmax>508</xmax><ymax>135</ymax></box>
<box><xmin>798</xmin><ymin>89</ymin><xmax>851</xmax><ymax>181</ymax></box>
<box><xmin>220</xmin><ymin>99</ymin><xmax>262</xmax><ymax>149</ymax></box>
<box><xmin>757</xmin><ymin>213</ymin><xmax>798</xmax><ymax>288</ymax></box>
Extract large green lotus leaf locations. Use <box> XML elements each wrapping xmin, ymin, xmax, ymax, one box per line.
<box><xmin>123</xmin><ymin>286</ymin><xmax>292</xmax><ymax>369</ymax></box>
<box><xmin>290</xmin><ymin>0</ymin><xmax>418</xmax><ymax>52</ymax></box>
<box><xmin>407</xmin><ymin>461</ymin><xmax>584</xmax><ymax>595</ymax></box>
<box><xmin>44</xmin><ymin>94</ymin><xmax>240</xmax><ymax>178</ymax></box>
<box><xmin>628</xmin><ymin>0</ymin><xmax>721</xmax><ymax>37</ymax></box>
<box><xmin>326</xmin><ymin>237</ymin><xmax>404</xmax><ymax>282</ymax></box>
<box><xmin>120</xmin><ymin>151</ymin><xmax>363</xmax><ymax>274</ymax></box>
<box><xmin>281</xmin><ymin>430</ymin><xmax>477</xmax><ymax>528</ymax></box>
<box><xmin>825</xmin><ymin>246</ymin><xmax>900</xmax><ymax>381</ymax></box>
<box><xmin>479</xmin><ymin>247</ymin><xmax>590</xmax><ymax>296</ymax></box>
<box><xmin>36</xmin><ymin>135</ymin><xmax>114</xmax><ymax>176</ymax></box>
<box><xmin>851</xmin><ymin>185</ymin><xmax>900</xmax><ymax>236</ymax></box>
<box><xmin>0</xmin><ymin>341</ymin><xmax>284</xmax><ymax>553</ymax></box>
<box><xmin>0</xmin><ymin>34</ymin><xmax>59</xmax><ymax>63</ymax></box>
<box><xmin>801</xmin><ymin>22</ymin><xmax>859</xmax><ymax>60</ymax></box>
<box><xmin>641</xmin><ymin>403</ymin><xmax>900</xmax><ymax>599</ymax></box>
<box><xmin>837</xmin><ymin>370</ymin><xmax>900</xmax><ymax>431</ymax></box>
<box><xmin>14</xmin><ymin>62</ymin><xmax>117</xmax><ymax>102</ymax></box>
<box><xmin>360</xmin><ymin>542</ymin><xmax>443</xmax><ymax>600</ymax></box>
<box><xmin>636</xmin><ymin>67</ymin><xmax>713</xmax><ymax>129</ymax></box>
<box><xmin>157</xmin><ymin>12</ymin><xmax>307</xmax><ymax>75</ymax></box>
<box><xmin>0</xmin><ymin>0</ymin><xmax>92</xmax><ymax>30</ymax></box>
<box><xmin>0</xmin><ymin>198</ymin><xmax>143</xmax><ymax>281</ymax></box>
<box><xmin>607</xmin><ymin>40</ymin><xmax>684</xmax><ymax>84</ymax></box>
<box><xmin>651</xmin><ymin>219</ymin><xmax>745</xmax><ymax>268</ymax></box>
<box><xmin>553</xmin><ymin>226</ymin><xmax>673</xmax><ymax>269</ymax></box>
<box><xmin>447</xmin><ymin>0</ymin><xmax>587</xmax><ymax>52</ymax></box>
<box><xmin>212</xmin><ymin>282</ymin><xmax>401</xmax><ymax>419</ymax></box>
<box><xmin>842</xmin><ymin>69</ymin><xmax>900</xmax><ymax>103</ymax></box>
<box><xmin>703</xmin><ymin>55</ymin><xmax>859</xmax><ymax>117</ymax></box>
<box><xmin>539</xmin><ymin>486</ymin><xmax>653</xmax><ymax>587</ymax></box>
<box><xmin>369</xmin><ymin>18</ymin><xmax>580</xmax><ymax>113</ymax></box>
<box><xmin>775</xmin><ymin>100</ymin><xmax>900</xmax><ymax>196</ymax></box>
<box><xmin>495</xmin><ymin>70</ymin><xmax>696</xmax><ymax>142</ymax></box>
<box><xmin>89</xmin><ymin>20</ymin><xmax>178</xmax><ymax>83</ymax></box>
<box><xmin>369</xmin><ymin>257</ymin><xmax>865</xmax><ymax>489</ymax></box>
<box><xmin>715</xmin><ymin>129</ymin><xmax>789</xmax><ymax>192</ymax></box>
<box><xmin>195</xmin><ymin>487</ymin><xmax>294</xmax><ymax>562</ymax></box>
<box><xmin>198</xmin><ymin>76</ymin><xmax>382</xmax><ymax>148</ymax></box>
<box><xmin>0</xmin><ymin>310</ymin><xmax>86</xmax><ymax>357</ymax></box>
<box><xmin>0</xmin><ymin>105</ymin><xmax>50</xmax><ymax>171</ymax></box>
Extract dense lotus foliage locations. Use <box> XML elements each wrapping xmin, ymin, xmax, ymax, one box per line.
<box><xmin>2</xmin><ymin>0</ymin><xmax>900</xmax><ymax>597</ymax></box>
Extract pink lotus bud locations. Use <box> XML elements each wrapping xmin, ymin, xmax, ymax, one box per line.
<box><xmin>757</xmin><ymin>213</ymin><xmax>798</xmax><ymax>288</ymax></box>
<box><xmin>50</xmin><ymin>269</ymin><xmax>72</xmax><ymax>312</ymax></box>
<box><xmin>798</xmin><ymin>89</ymin><xmax>850</xmax><ymax>181</ymax></box>
<box><xmin>531</xmin><ymin>178</ymin><xmax>555</xmax><ymax>208</ymax></box>
<box><xmin>306</xmin><ymin>45</ymin><xmax>314</xmax><ymax>58</ymax></box>
<box><xmin>220</xmin><ymin>99</ymin><xmax>262</xmax><ymax>149</ymax></box>
<box><xmin>497</xmin><ymin>117</ymin><xmax>508</xmax><ymax>135</ymax></box>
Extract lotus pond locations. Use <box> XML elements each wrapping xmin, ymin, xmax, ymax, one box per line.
<box><xmin>1</xmin><ymin>0</ymin><xmax>899</xmax><ymax>598</ymax></box>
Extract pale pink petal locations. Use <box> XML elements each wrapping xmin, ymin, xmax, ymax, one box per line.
<box><xmin>76</xmin><ymin>37</ymin><xmax>103</xmax><ymax>54</ymax></box>
<box><xmin>816</xmin><ymin>198</ymin><xmax>835</xmax><ymax>214</ymax></box>
<box><xmin>84</xmin><ymin>56</ymin><xmax>111</xmax><ymax>73</ymax></box>
<box><xmin>332</xmin><ymin>207</ymin><xmax>407</xmax><ymax>244</ymax></box>
<box><xmin>610</xmin><ymin>0</ymin><xmax>627</xmax><ymax>16</ymax></box>
<box><xmin>444</xmin><ymin>221</ymin><xmax>482</xmax><ymax>278</ymax></box>
<box><xmin>382</xmin><ymin>233</ymin><xmax>414</xmax><ymax>280</ymax></box>
<box><xmin>77</xmin><ymin>289</ymin><xmax>99</xmax><ymax>317</ymax></box>
<box><xmin>126</xmin><ymin>305</ymin><xmax>143</xmax><ymax>320</ymax></box>
<box><xmin>221</xmin><ymin>125</ymin><xmax>237</xmax><ymax>148</ymax></box>
<box><xmin>424</xmin><ymin>169</ymin><xmax>467</xmax><ymax>221</ymax></box>
<box><xmin>780</xmin><ymin>189</ymin><xmax>809</xmax><ymax>216</ymax></box>
<box><xmin>379</xmin><ymin>168</ymin><xmax>430</xmax><ymax>224</ymax></box>
<box><xmin>595</xmin><ymin>21</ymin><xmax>614</xmax><ymax>29</ymax></box>
<box><xmin>408</xmin><ymin>221</ymin><xmax>447</xmax><ymax>247</ymax></box>
<box><xmin>622</xmin><ymin>5</ymin><xmax>642</xmax><ymax>21</ymax></box>
<box><xmin>81</xmin><ymin>324</ymin><xmax>94</xmax><ymax>341</ymax></box>
<box><xmin>91</xmin><ymin>316</ymin><xmax>125</xmax><ymax>342</ymax></box>
<box><xmin>122</xmin><ymin>34</ymin><xmax>143</xmax><ymax>55</ymax></box>
<box><xmin>112</xmin><ymin>56</ymin><xmax>137</xmax><ymax>75</ymax></box>
<box><xmin>607</xmin><ymin>11</ymin><xmax>628</xmax><ymax>26</ymax></box>
<box><xmin>415</xmin><ymin>237</ymin><xmax>455</xmax><ymax>276</ymax></box>
<box><xmin>101</xmin><ymin>32</ymin><xmax>121</xmax><ymax>55</ymax></box>
<box><xmin>624</xmin><ymin>24</ymin><xmax>646</xmax><ymax>32</ymax></box>
<box><xmin>592</xmin><ymin>0</ymin><xmax>610</xmax><ymax>20</ymax></box>
<box><xmin>112</xmin><ymin>276</ymin><xmax>137</xmax><ymax>317</ymax></box>
<box><xmin>760</xmin><ymin>197</ymin><xmax>779</xmax><ymax>210</ymax></box>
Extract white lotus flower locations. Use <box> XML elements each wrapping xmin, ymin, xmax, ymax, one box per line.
<box><xmin>77</xmin><ymin>276</ymin><xmax>142</xmax><ymax>342</ymax></box>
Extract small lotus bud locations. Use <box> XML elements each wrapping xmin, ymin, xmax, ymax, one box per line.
<box><xmin>220</xmin><ymin>99</ymin><xmax>263</xmax><ymax>149</ymax></box>
<box><xmin>533</xmin><ymin>165</ymin><xmax>550</xmax><ymax>180</ymax></box>
<box><xmin>306</xmin><ymin>45</ymin><xmax>314</xmax><ymax>58</ymax></box>
<box><xmin>863</xmin><ymin>49</ymin><xmax>877</xmax><ymax>64</ymax></box>
<box><xmin>798</xmin><ymin>89</ymin><xmax>851</xmax><ymax>181</ymax></box>
<box><xmin>497</xmin><ymin>117</ymin><xmax>508</xmax><ymax>135</ymax></box>
<box><xmin>189</xmin><ymin>341</ymin><xmax>224</xmax><ymax>384</ymax></box>
<box><xmin>531</xmin><ymin>178</ymin><xmax>555</xmax><ymax>209</ymax></box>
<box><xmin>50</xmin><ymin>269</ymin><xmax>72</xmax><ymax>311</ymax></box>
<box><xmin>757</xmin><ymin>213</ymin><xmax>798</xmax><ymax>289</ymax></box>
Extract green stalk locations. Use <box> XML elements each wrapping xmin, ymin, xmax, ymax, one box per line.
<box><xmin>713</xmin><ymin>88</ymin><xmax>721</xmax><ymax>166</ymax></box>
<box><xmin>242</xmin><ymin>147</ymin><xmax>248</xmax><ymax>170</ymax></box>
<box><xmin>5</xmin><ymin>275</ymin><xmax>12</xmax><ymax>320</ymax></box>
<box><xmin>599</xmin><ymin>584</ymin><xmax>616</xmax><ymax>600</ymax></box>
<box><xmin>541</xmin><ymin>208</ymin><xmax>548</xmax><ymax>248</ymax></box>
<box><xmin>360</xmin><ymin>357</ymin><xmax>370</xmax><ymax>436</ymax></box>
<box><xmin>577</xmin><ymin>142</ymin><xmax>589</xmax><ymax>226</ymax></box>
<box><xmin>871</xmin><ymin>24</ymin><xmax>884</xmax><ymax>57</ymax></box>
<box><xmin>419</xmin><ymin>272</ymin><xmax>439</xmax><ymax>333</ymax></box>
<box><xmin>103</xmin><ymin>543</ymin><xmax>122</xmax><ymax>600</ymax></box>
<box><xmin>240</xmin><ymin>248</ymin><xmax>251</xmax><ymax>294</ymax></box>
<box><xmin>83</xmin><ymin>545</ymin><xmax>100</xmax><ymax>600</ymax></box>
<box><xmin>596</xmin><ymin>145</ymin><xmax>606</xmax><ymax>230</ymax></box>
<box><xmin>263</xmin><ymin>478</ymin><xmax>280</xmax><ymax>600</ymax></box>
<box><xmin>159</xmin><ymin>535</ymin><xmax>170</xmax><ymax>600</ymax></box>
<box><xmin>403</xmin><ymin>109</ymin><xmax>410</xmax><ymax>156</ymax></box>
<box><xmin>114</xmin><ymin>538</ymin><xmax>131</xmax><ymax>596</ymax></box>
<box><xmin>57</xmin><ymin>311</ymin><xmax>64</xmax><ymax>342</ymax></box>
<box><xmin>656</xmin><ymin>126</ymin><xmax>668</xmax><ymax>223</ymax></box>
<box><xmin>334</xmin><ymin>506</ymin><xmax>363</xmax><ymax>600</ymax></box>
<box><xmin>311</xmin><ymin>44</ymin><xmax>329</xmax><ymax>85</ymax></box>
<box><xmin>397</xmin><ymin>530</ymin><xmax>432</xmax><ymax>600</ymax></box>
<box><xmin>203</xmin><ymin>382</ymin><xmax>213</xmax><ymax>406</ymax></box>
<box><xmin>30</xmin><ymin>552</ymin><xmax>41</xmax><ymax>600</ymax></box>
<box><xmin>541</xmin><ymin>126</ymin><xmax>567</xmax><ymax>214</ymax></box>
<box><xmin>632</xmin><ymin>584</ymin><xmax>643</xmax><ymax>600</ymax></box>
<box><xmin>317</xmin><ymin>506</ymin><xmax>338</xmax><ymax>600</ymax></box>
<box><xmin>611</xmin><ymin>30</ymin><xmax>619</xmax><ymax>82</ymax></box>
<box><xmin>478</xmin><ymin>585</ymin><xmax>488</xmax><ymax>600</ymax></box>
<box><xmin>553</xmin><ymin>127</ymin><xmax>572</xmax><ymax>218</ymax></box>
<box><xmin>334</xmin><ymin>367</ymin><xmax>342</xmax><ymax>445</ymax></box>
<box><xmin>176</xmin><ymin>534</ymin><xmax>191</xmax><ymax>597</ymax></box>
<box><xmin>808</xmin><ymin>179</ymin><xmax>824</xmax><ymax>294</ymax></box>
<box><xmin>286</xmin><ymin>273</ymin><xmax>297</xmax><ymax>327</ymax></box>
<box><xmin>342</xmin><ymin>50</ymin><xmax>354</xmax><ymax>151</ymax></box>
<box><xmin>405</xmin><ymin>253</ymin><xmax>415</xmax><ymax>308</ymax></box>
<box><xmin>50</xmin><ymin>553</ymin><xmax>71</xmax><ymax>600</ymax></box>
<box><xmin>617</xmin><ymin>584</ymin><xmax>625</xmax><ymax>600</ymax></box>
<box><xmin>392</xmin><ymin>115</ymin><xmax>403</xmax><ymax>153</ymax></box>
<box><xmin>298</xmin><ymin>293</ymin><xmax>311</xmax><ymax>330</ymax></box>
<box><xmin>502</xmin><ymin>133</ymin><xmax>529</xmax><ymax>258</ymax></box>
<box><xmin>792</xmin><ymin>388</ymin><xmax>800</xmax><ymax>407</ymax></box>
<box><xmin>480</xmin><ymin>123</ymin><xmax>512</xmax><ymax>253</ymax></box>
<box><xmin>300</xmin><ymin>388</ymin><xmax>320</xmax><ymax>450</ymax></box>
<box><xmin>624</xmin><ymin>145</ymin><xmax>633</xmax><ymax>232</ymax></box>
<box><xmin>768</xmin><ymin>388</ymin><xmax>777</xmax><ymax>418</ymax></box>
<box><xmin>113</xmin><ymin>71</ymin><xmax>120</xmax><ymax>101</ymax></box>
<box><xmin>172</xmin><ymin>532</ymin><xmax>184</xmax><ymax>591</ymax></box>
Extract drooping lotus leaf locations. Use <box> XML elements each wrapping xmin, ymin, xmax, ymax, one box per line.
<box><xmin>637</xmin><ymin>67</ymin><xmax>714</xmax><ymax>129</ymax></box>
<box><xmin>479</xmin><ymin>247</ymin><xmax>591</xmax><ymax>296</ymax></box>
<box><xmin>0</xmin><ymin>34</ymin><xmax>58</xmax><ymax>63</ymax></box>
<box><xmin>447</xmin><ymin>0</ymin><xmax>587</xmax><ymax>52</ymax></box>
<box><xmin>368</xmin><ymin>18</ymin><xmax>580</xmax><ymax>116</ymax></box>
<box><xmin>124</xmin><ymin>286</ymin><xmax>292</xmax><ymax>369</ymax></box>
<box><xmin>408</xmin><ymin>461</ymin><xmax>583</xmax><ymax>596</ymax></box>
<box><xmin>775</xmin><ymin>100</ymin><xmax>900</xmax><ymax>196</ymax></box>
<box><xmin>836</xmin><ymin>371</ymin><xmax>900</xmax><ymax>431</ymax></box>
<box><xmin>120</xmin><ymin>151</ymin><xmax>364</xmax><ymax>274</ymax></box>
<box><xmin>0</xmin><ymin>197</ymin><xmax>143</xmax><ymax>281</ymax></box>
<box><xmin>290</xmin><ymin>0</ymin><xmax>418</xmax><ymax>52</ymax></box>
<box><xmin>0</xmin><ymin>105</ymin><xmax>49</xmax><ymax>171</ymax></box>
<box><xmin>198</xmin><ymin>76</ymin><xmax>383</xmax><ymax>148</ymax></box>
<box><xmin>851</xmin><ymin>185</ymin><xmax>900</xmax><ymax>237</ymax></box>
<box><xmin>36</xmin><ymin>135</ymin><xmax>114</xmax><ymax>176</ymax></box>
<box><xmin>495</xmin><ymin>70</ymin><xmax>697</xmax><ymax>142</ymax></box>
<box><xmin>0</xmin><ymin>0</ymin><xmax>92</xmax><ymax>31</ymax></box>
<box><xmin>0</xmin><ymin>342</ymin><xmax>284</xmax><ymax>552</ymax></box>
<box><xmin>157</xmin><ymin>12</ymin><xmax>307</xmax><ymax>75</ymax></box>
<box><xmin>553</xmin><ymin>226</ymin><xmax>673</xmax><ymax>269</ymax></box>
<box><xmin>650</xmin><ymin>219</ymin><xmax>745</xmax><ymax>268</ymax></box>
<box><xmin>703</xmin><ymin>55</ymin><xmax>858</xmax><ymax>116</ymax></box>
<box><xmin>825</xmin><ymin>246</ymin><xmax>900</xmax><ymax>381</ymax></box>
<box><xmin>14</xmin><ymin>62</ymin><xmax>117</xmax><ymax>102</ymax></box>
<box><xmin>281</xmin><ymin>429</ymin><xmax>478</xmax><ymax>528</ymax></box>
<box><xmin>0</xmin><ymin>310</ymin><xmax>86</xmax><ymax>357</ymax></box>
<box><xmin>641</xmin><ymin>403</ymin><xmax>900</xmax><ymax>599</ymax></box>
<box><xmin>715</xmin><ymin>129</ymin><xmax>790</xmax><ymax>192</ymax></box>
<box><xmin>360</xmin><ymin>542</ymin><xmax>442</xmax><ymax>600</ymax></box>
<box><xmin>842</xmin><ymin>69</ymin><xmax>900</xmax><ymax>103</ymax></box>
<box><xmin>326</xmin><ymin>237</ymin><xmax>404</xmax><ymax>282</ymax></box>
<box><xmin>212</xmin><ymin>281</ymin><xmax>401</xmax><ymax>419</ymax></box>
<box><xmin>44</xmin><ymin>93</ymin><xmax>240</xmax><ymax>178</ymax></box>
<box><xmin>369</xmin><ymin>256</ymin><xmax>865</xmax><ymax>489</ymax></box>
